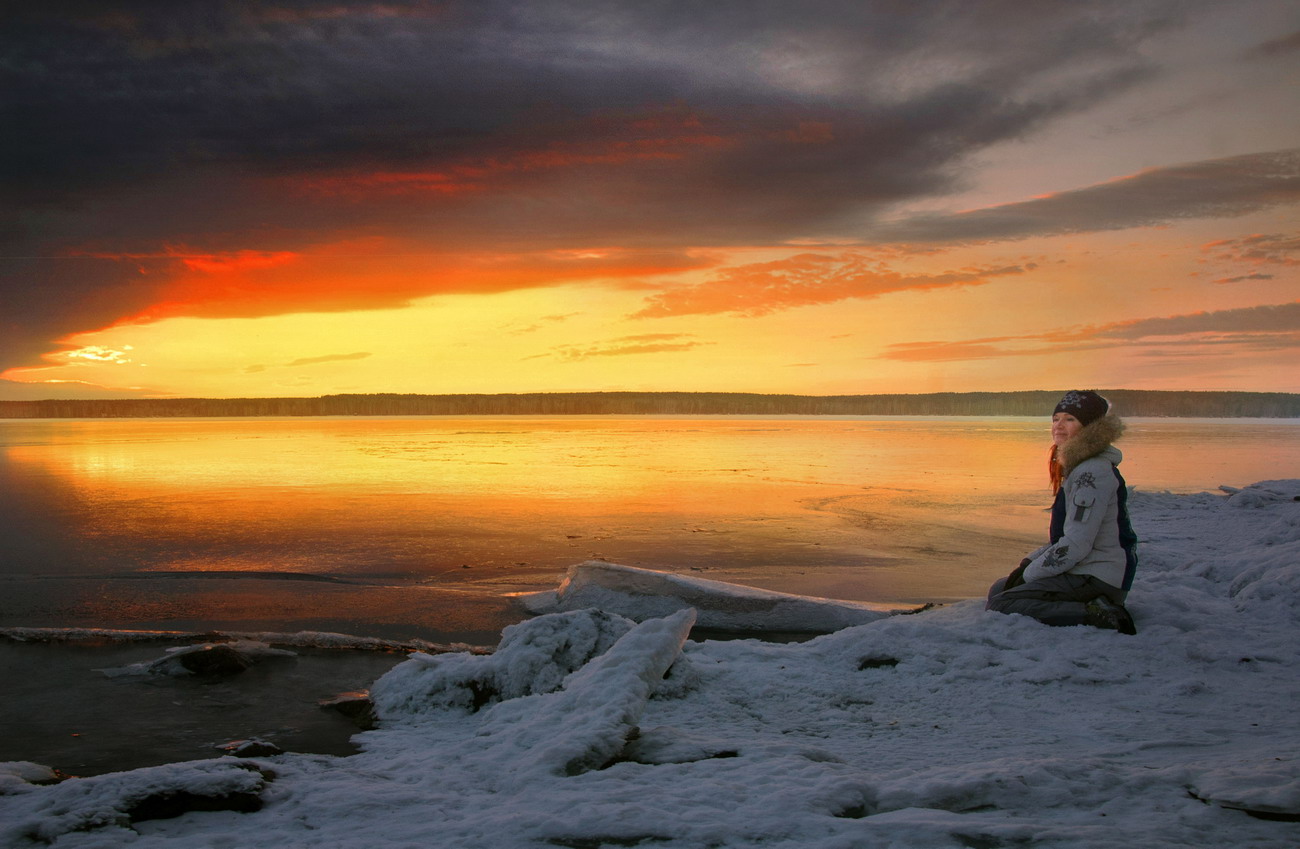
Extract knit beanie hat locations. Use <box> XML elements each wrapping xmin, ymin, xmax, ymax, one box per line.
<box><xmin>1053</xmin><ymin>390</ymin><xmax>1110</xmax><ymax>426</ymax></box>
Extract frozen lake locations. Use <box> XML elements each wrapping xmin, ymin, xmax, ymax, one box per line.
<box><xmin>1</xmin><ymin>415</ymin><xmax>1296</xmax><ymax>643</ymax></box>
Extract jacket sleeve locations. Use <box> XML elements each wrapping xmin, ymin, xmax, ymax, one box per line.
<box><xmin>1022</xmin><ymin>542</ymin><xmax>1050</xmax><ymax>563</ymax></box>
<box><xmin>1022</xmin><ymin>460</ymin><xmax>1116</xmax><ymax>583</ymax></box>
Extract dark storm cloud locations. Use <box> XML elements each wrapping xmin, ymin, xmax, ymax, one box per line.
<box><xmin>0</xmin><ymin>256</ymin><xmax>170</xmax><ymax>370</ymax></box>
<box><xmin>871</xmin><ymin>148</ymin><xmax>1300</xmax><ymax>245</ymax></box>
<box><xmin>1094</xmin><ymin>300</ymin><xmax>1300</xmax><ymax>340</ymax></box>
<box><xmin>1245</xmin><ymin>29</ymin><xmax>1300</xmax><ymax>58</ymax></box>
<box><xmin>4</xmin><ymin>0</ymin><xmax>1170</xmax><ymax>208</ymax></box>
<box><xmin>0</xmin><ymin>0</ymin><xmax>1204</xmax><ymax>367</ymax></box>
<box><xmin>880</xmin><ymin>300</ymin><xmax>1300</xmax><ymax>361</ymax></box>
<box><xmin>2</xmin><ymin>0</ymin><xmax>700</xmax><ymax>199</ymax></box>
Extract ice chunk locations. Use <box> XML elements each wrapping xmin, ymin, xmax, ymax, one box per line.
<box><xmin>621</xmin><ymin>726</ymin><xmax>741</xmax><ymax>764</ymax></box>
<box><xmin>1222</xmin><ymin>479</ymin><xmax>1300</xmax><ymax>508</ymax></box>
<box><xmin>0</xmin><ymin>762</ymin><xmax>60</xmax><ymax>793</ymax></box>
<box><xmin>0</xmin><ymin>759</ymin><xmax>269</xmax><ymax>843</ymax></box>
<box><xmin>371</xmin><ymin>608</ymin><xmax>635</xmax><ymax>719</ymax></box>
<box><xmin>522</xmin><ymin>561</ymin><xmax>915</xmax><ymax>632</ymax></box>
<box><xmin>476</xmin><ymin>608</ymin><xmax>697</xmax><ymax>779</ymax></box>
<box><xmin>98</xmin><ymin>640</ymin><xmax>297</xmax><ymax>678</ymax></box>
<box><xmin>1190</xmin><ymin>760</ymin><xmax>1300</xmax><ymax>819</ymax></box>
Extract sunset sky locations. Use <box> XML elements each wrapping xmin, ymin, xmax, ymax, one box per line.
<box><xmin>2</xmin><ymin>0</ymin><xmax>1297</xmax><ymax>400</ymax></box>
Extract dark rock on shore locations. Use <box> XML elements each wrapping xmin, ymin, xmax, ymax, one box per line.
<box><xmin>219</xmin><ymin>739</ymin><xmax>285</xmax><ymax>757</ymax></box>
<box><xmin>320</xmin><ymin>692</ymin><xmax>377</xmax><ymax>730</ymax></box>
<box><xmin>175</xmin><ymin>644</ymin><xmax>255</xmax><ymax>677</ymax></box>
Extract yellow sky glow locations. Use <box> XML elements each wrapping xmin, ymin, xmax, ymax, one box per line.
<box><xmin>6</xmin><ymin>207</ymin><xmax>1297</xmax><ymax>398</ymax></box>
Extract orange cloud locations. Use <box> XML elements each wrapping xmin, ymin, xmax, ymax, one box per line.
<box><xmin>633</xmin><ymin>253</ymin><xmax>1031</xmax><ymax>317</ymax></box>
<box><xmin>71</xmin><ymin>239</ymin><xmax>714</xmax><ymax>327</ymax></box>
<box><xmin>1214</xmin><ymin>273</ymin><xmax>1274</xmax><ymax>284</ymax></box>
<box><xmin>882</xmin><ymin>338</ymin><xmax>1037</xmax><ymax>362</ymax></box>
<box><xmin>288</xmin><ymin>169</ymin><xmax>477</xmax><ymax>197</ymax></box>
<box><xmin>69</xmin><ymin>247</ymin><xmax>300</xmax><ymax>272</ymax></box>
<box><xmin>244</xmin><ymin>352</ymin><xmax>373</xmax><ymax>374</ymax></box>
<box><xmin>286</xmin><ymin>352</ymin><xmax>372</xmax><ymax>367</ymax></box>
<box><xmin>178</xmin><ymin>250</ymin><xmax>300</xmax><ymax>274</ymax></box>
<box><xmin>1199</xmin><ymin>232</ymin><xmax>1300</xmax><ymax>267</ymax></box>
<box><xmin>539</xmin><ymin>333</ymin><xmax>711</xmax><ymax>361</ymax></box>
<box><xmin>284</xmin><ymin>110</ymin><xmax>737</xmax><ymax>198</ymax></box>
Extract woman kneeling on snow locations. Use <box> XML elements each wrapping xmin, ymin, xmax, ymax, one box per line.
<box><xmin>987</xmin><ymin>390</ymin><xmax>1139</xmax><ymax>634</ymax></box>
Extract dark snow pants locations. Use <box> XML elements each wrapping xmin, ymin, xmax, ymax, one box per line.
<box><xmin>985</xmin><ymin>572</ymin><xmax>1126</xmax><ymax>628</ymax></box>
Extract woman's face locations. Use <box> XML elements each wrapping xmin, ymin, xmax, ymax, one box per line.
<box><xmin>1051</xmin><ymin>412</ymin><xmax>1083</xmax><ymax>447</ymax></box>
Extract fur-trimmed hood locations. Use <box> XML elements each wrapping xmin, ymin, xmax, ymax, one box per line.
<box><xmin>1059</xmin><ymin>413</ymin><xmax>1125</xmax><ymax>472</ymax></box>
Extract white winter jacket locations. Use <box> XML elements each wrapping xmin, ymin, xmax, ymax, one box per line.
<box><xmin>1021</xmin><ymin>416</ymin><xmax>1132</xmax><ymax>591</ymax></box>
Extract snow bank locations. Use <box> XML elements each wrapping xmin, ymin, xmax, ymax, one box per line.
<box><xmin>522</xmin><ymin>560</ymin><xmax>916</xmax><ymax>631</ymax></box>
<box><xmin>2</xmin><ymin>480</ymin><xmax>1297</xmax><ymax>848</ymax></box>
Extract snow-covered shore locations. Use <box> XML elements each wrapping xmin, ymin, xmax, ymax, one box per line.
<box><xmin>2</xmin><ymin>480</ymin><xmax>1298</xmax><ymax>848</ymax></box>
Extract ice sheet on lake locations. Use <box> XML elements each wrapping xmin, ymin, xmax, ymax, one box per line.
<box><xmin>0</xmin><ymin>626</ymin><xmax>487</xmax><ymax>654</ymax></box>
<box><xmin>521</xmin><ymin>560</ymin><xmax>916</xmax><ymax>632</ymax></box>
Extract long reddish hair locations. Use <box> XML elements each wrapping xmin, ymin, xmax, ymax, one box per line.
<box><xmin>1049</xmin><ymin>444</ymin><xmax>1065</xmax><ymax>493</ymax></box>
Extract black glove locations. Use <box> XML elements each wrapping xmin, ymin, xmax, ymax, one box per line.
<box><xmin>1004</xmin><ymin>558</ymin><xmax>1032</xmax><ymax>590</ymax></box>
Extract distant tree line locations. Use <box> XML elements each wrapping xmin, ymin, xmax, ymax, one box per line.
<box><xmin>2</xmin><ymin>390</ymin><xmax>1298</xmax><ymax>419</ymax></box>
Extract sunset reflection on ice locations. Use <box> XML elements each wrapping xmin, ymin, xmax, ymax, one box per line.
<box><xmin>2</xmin><ymin>416</ymin><xmax>1296</xmax><ymax>640</ymax></box>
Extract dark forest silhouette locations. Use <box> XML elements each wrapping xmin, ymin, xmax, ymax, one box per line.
<box><xmin>2</xmin><ymin>390</ymin><xmax>1297</xmax><ymax>418</ymax></box>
